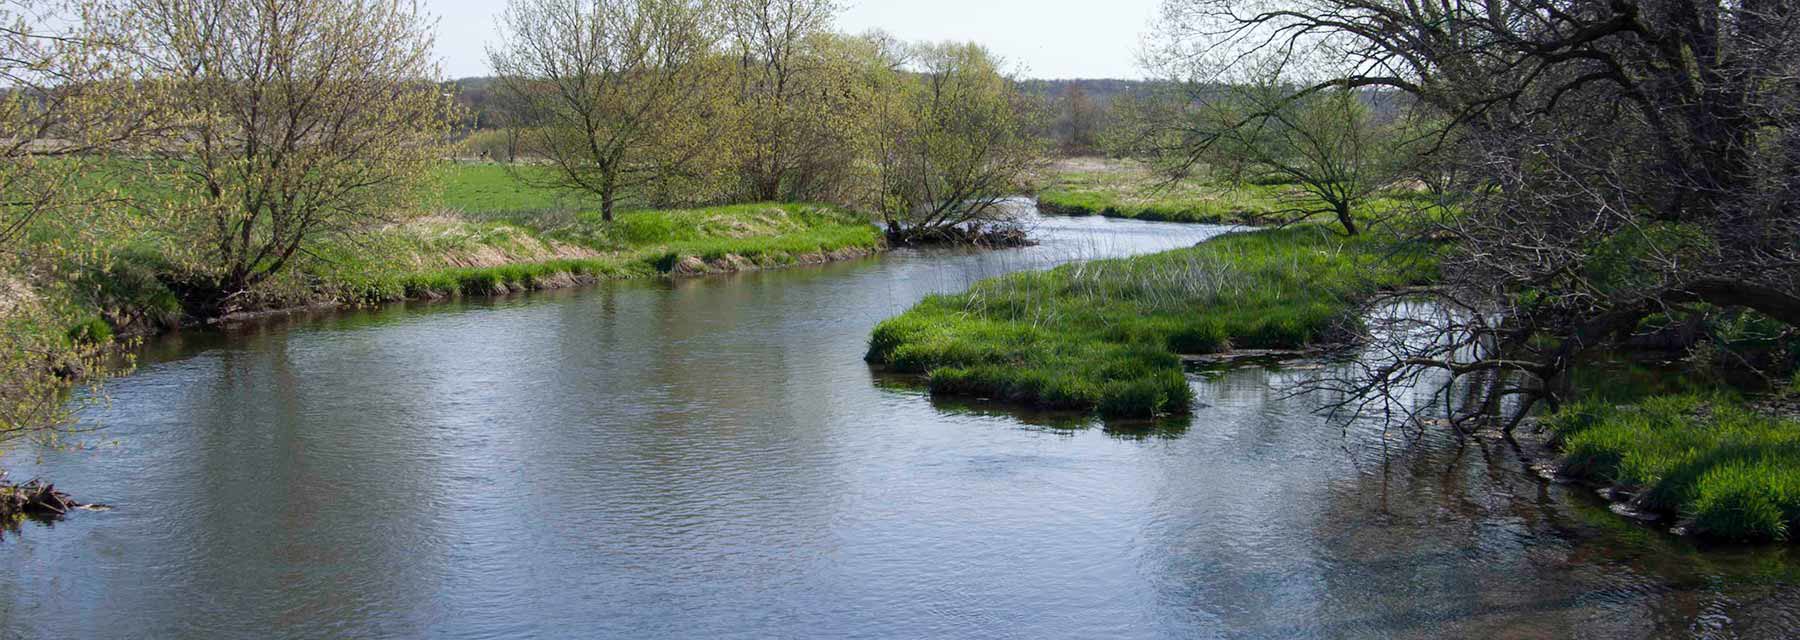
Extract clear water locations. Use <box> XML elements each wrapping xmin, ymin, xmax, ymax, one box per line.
<box><xmin>2</xmin><ymin>212</ymin><xmax>1795</xmax><ymax>639</ymax></box>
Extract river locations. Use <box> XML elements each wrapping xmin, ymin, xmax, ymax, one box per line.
<box><xmin>2</xmin><ymin>210</ymin><xmax>1797</xmax><ymax>638</ymax></box>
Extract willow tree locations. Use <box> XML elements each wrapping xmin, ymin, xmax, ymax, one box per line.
<box><xmin>127</xmin><ymin>0</ymin><xmax>453</xmax><ymax>314</ymax></box>
<box><xmin>489</xmin><ymin>0</ymin><xmax>724</xmax><ymax>220</ymax></box>
<box><xmin>868</xmin><ymin>42</ymin><xmax>1044</xmax><ymax>244</ymax></box>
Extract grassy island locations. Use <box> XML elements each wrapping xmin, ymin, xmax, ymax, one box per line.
<box><xmin>867</xmin><ymin>226</ymin><xmax>1436</xmax><ymax>417</ymax></box>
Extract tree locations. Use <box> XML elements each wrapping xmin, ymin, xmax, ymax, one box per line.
<box><xmin>1</xmin><ymin>0</ymin><xmax>155</xmax><ymax>252</ymax></box>
<box><xmin>1055</xmin><ymin>82</ymin><xmax>1101</xmax><ymax>154</ymax></box>
<box><xmin>1</xmin><ymin>0</ymin><xmax>154</xmax><ymax>451</ymax></box>
<box><xmin>488</xmin><ymin>0</ymin><xmax>724</xmax><ymax>221</ymax></box>
<box><xmin>1207</xmin><ymin>76</ymin><xmax>1406</xmax><ymax>236</ymax></box>
<box><xmin>123</xmin><ymin>0</ymin><xmax>452</xmax><ymax>315</ymax></box>
<box><xmin>867</xmin><ymin>42</ymin><xmax>1045</xmax><ymax>244</ymax></box>
<box><xmin>1154</xmin><ymin>0</ymin><xmax>1800</xmax><ymax>429</ymax></box>
<box><xmin>723</xmin><ymin>0</ymin><xmax>863</xmax><ymax>202</ymax></box>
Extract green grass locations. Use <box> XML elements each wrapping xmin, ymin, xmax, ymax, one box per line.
<box><xmin>297</xmin><ymin>201</ymin><xmax>883</xmax><ymax>304</ymax></box>
<box><xmin>1035</xmin><ymin>164</ymin><xmax>1292</xmax><ymax>224</ymax></box>
<box><xmin>433</xmin><ymin>163</ymin><xmax>589</xmax><ymax>216</ymax></box>
<box><xmin>1035</xmin><ymin>160</ymin><xmax>1425</xmax><ymax>229</ymax></box>
<box><xmin>37</xmin><ymin>162</ymin><xmax>883</xmax><ymax>329</ymax></box>
<box><xmin>866</xmin><ymin>225</ymin><xmax>1437</xmax><ymax>418</ymax></box>
<box><xmin>1549</xmin><ymin>394</ymin><xmax>1800</xmax><ymax>542</ymax></box>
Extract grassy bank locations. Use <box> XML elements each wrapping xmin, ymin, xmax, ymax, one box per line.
<box><xmin>1549</xmin><ymin>393</ymin><xmax>1800</xmax><ymax>542</ymax></box>
<box><xmin>303</xmin><ymin>201</ymin><xmax>882</xmax><ymax>304</ymax></box>
<box><xmin>42</xmin><ymin>163</ymin><xmax>883</xmax><ymax>336</ymax></box>
<box><xmin>866</xmin><ymin>226</ymin><xmax>1437</xmax><ymax>418</ymax></box>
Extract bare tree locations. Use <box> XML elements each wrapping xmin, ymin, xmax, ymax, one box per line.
<box><xmin>488</xmin><ymin>0</ymin><xmax>723</xmax><ymax>220</ymax></box>
<box><xmin>1153</xmin><ymin>0</ymin><xmax>1800</xmax><ymax>429</ymax></box>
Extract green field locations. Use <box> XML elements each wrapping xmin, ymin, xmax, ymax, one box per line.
<box><xmin>866</xmin><ymin>226</ymin><xmax>1437</xmax><ymax>418</ymax></box>
<box><xmin>1035</xmin><ymin>159</ymin><xmax>1420</xmax><ymax>228</ymax></box>
<box><xmin>1036</xmin><ymin>162</ymin><xmax>1291</xmax><ymax>223</ymax></box>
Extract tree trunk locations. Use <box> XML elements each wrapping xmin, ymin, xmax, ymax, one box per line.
<box><xmin>601</xmin><ymin>179</ymin><xmax>616</xmax><ymax>222</ymax></box>
<box><xmin>1337</xmin><ymin>203</ymin><xmax>1359</xmax><ymax>236</ymax></box>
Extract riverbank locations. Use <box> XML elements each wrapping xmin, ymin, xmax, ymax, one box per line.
<box><xmin>1547</xmin><ymin>392</ymin><xmax>1800</xmax><ymax>542</ymax></box>
<box><xmin>866</xmin><ymin>225</ymin><xmax>1438</xmax><ymax>417</ymax></box>
<box><xmin>39</xmin><ymin>164</ymin><xmax>884</xmax><ymax>339</ymax></box>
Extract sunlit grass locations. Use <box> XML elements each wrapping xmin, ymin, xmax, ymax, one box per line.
<box><xmin>1035</xmin><ymin>162</ymin><xmax>1415</xmax><ymax>226</ymax></box>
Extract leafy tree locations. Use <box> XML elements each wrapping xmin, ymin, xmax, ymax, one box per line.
<box><xmin>723</xmin><ymin>0</ymin><xmax>866</xmax><ymax>202</ymax></box>
<box><xmin>124</xmin><ymin>0</ymin><xmax>454</xmax><ymax>314</ymax></box>
<box><xmin>1</xmin><ymin>0</ymin><xmax>155</xmax><ymax>451</ymax></box>
<box><xmin>867</xmin><ymin>42</ymin><xmax>1044</xmax><ymax>244</ymax></box>
<box><xmin>488</xmin><ymin>0</ymin><xmax>724</xmax><ymax>220</ymax></box>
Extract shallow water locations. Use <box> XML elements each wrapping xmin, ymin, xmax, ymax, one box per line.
<box><xmin>2</xmin><ymin>212</ymin><xmax>1796</xmax><ymax>639</ymax></box>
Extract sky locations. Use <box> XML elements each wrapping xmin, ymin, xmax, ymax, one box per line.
<box><xmin>420</xmin><ymin>0</ymin><xmax>1164</xmax><ymax>80</ymax></box>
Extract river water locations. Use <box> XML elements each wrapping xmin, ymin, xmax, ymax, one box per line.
<box><xmin>2</xmin><ymin>211</ymin><xmax>1797</xmax><ymax>638</ymax></box>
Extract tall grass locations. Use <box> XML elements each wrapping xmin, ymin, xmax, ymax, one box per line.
<box><xmin>867</xmin><ymin>226</ymin><xmax>1437</xmax><ymax>417</ymax></box>
<box><xmin>1549</xmin><ymin>394</ymin><xmax>1800</xmax><ymax>542</ymax></box>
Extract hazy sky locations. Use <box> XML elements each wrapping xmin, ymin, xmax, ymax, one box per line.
<box><xmin>421</xmin><ymin>0</ymin><xmax>1163</xmax><ymax>80</ymax></box>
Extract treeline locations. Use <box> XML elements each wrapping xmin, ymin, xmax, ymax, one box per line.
<box><xmin>455</xmin><ymin>76</ymin><xmax>1154</xmax><ymax>160</ymax></box>
<box><xmin>435</xmin><ymin>0</ymin><xmax>1048</xmax><ymax>246</ymax></box>
<box><xmin>0</xmin><ymin>0</ymin><xmax>1054</xmax><ymax>448</ymax></box>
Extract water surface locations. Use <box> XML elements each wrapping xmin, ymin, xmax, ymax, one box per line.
<box><xmin>2</xmin><ymin>212</ymin><xmax>1796</xmax><ymax>638</ymax></box>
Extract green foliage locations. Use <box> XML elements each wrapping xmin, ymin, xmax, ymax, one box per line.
<box><xmin>868</xmin><ymin>226</ymin><xmax>1436</xmax><ymax>417</ymax></box>
<box><xmin>1549</xmin><ymin>394</ymin><xmax>1800</xmax><ymax>542</ymax></box>
<box><xmin>867</xmin><ymin>41</ymin><xmax>1045</xmax><ymax>237</ymax></box>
